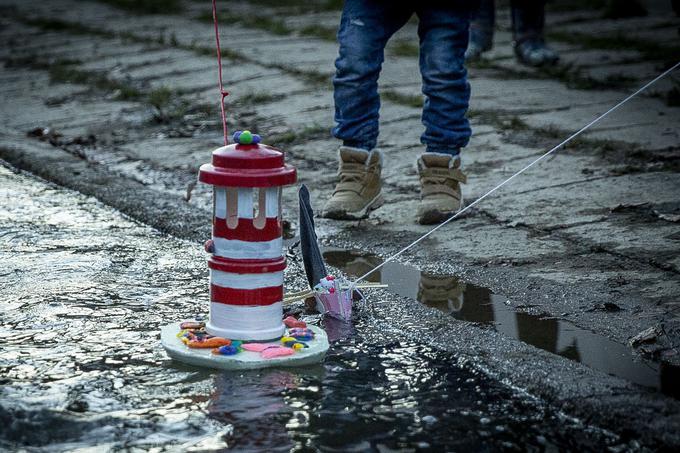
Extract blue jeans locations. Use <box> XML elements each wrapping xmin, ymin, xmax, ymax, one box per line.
<box><xmin>472</xmin><ymin>0</ymin><xmax>547</xmax><ymax>43</ymax></box>
<box><xmin>332</xmin><ymin>0</ymin><xmax>472</xmax><ymax>156</ymax></box>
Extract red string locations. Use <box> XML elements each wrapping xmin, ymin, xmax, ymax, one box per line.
<box><xmin>212</xmin><ymin>0</ymin><xmax>229</xmax><ymax>146</ymax></box>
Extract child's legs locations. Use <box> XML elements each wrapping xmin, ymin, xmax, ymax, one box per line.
<box><xmin>332</xmin><ymin>0</ymin><xmax>411</xmax><ymax>151</ymax></box>
<box><xmin>416</xmin><ymin>7</ymin><xmax>472</xmax><ymax>156</ymax></box>
<box><xmin>471</xmin><ymin>0</ymin><xmax>496</xmax><ymax>42</ymax></box>
<box><xmin>511</xmin><ymin>0</ymin><xmax>546</xmax><ymax>41</ymax></box>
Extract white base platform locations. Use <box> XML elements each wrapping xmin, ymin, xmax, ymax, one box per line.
<box><xmin>161</xmin><ymin>322</ymin><xmax>329</xmax><ymax>370</ymax></box>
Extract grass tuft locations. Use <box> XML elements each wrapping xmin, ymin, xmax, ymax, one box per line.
<box><xmin>95</xmin><ymin>0</ymin><xmax>182</xmax><ymax>14</ymax></box>
<box><xmin>382</xmin><ymin>90</ymin><xmax>423</xmax><ymax>108</ymax></box>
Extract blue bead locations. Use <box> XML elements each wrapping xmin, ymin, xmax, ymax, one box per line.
<box><xmin>232</xmin><ymin>131</ymin><xmax>242</xmax><ymax>143</ymax></box>
<box><xmin>252</xmin><ymin>134</ymin><xmax>261</xmax><ymax>144</ymax></box>
<box><xmin>217</xmin><ymin>345</ymin><xmax>239</xmax><ymax>355</ymax></box>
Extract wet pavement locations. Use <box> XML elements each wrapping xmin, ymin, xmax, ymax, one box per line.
<box><xmin>323</xmin><ymin>248</ymin><xmax>680</xmax><ymax>399</ymax></box>
<box><xmin>0</xmin><ymin>165</ymin><xmax>629</xmax><ymax>451</ymax></box>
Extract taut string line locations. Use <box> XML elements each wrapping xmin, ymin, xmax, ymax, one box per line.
<box><xmin>212</xmin><ymin>0</ymin><xmax>229</xmax><ymax>145</ymax></box>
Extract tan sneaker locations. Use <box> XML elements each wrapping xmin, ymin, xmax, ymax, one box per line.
<box><xmin>417</xmin><ymin>273</ymin><xmax>465</xmax><ymax>314</ymax></box>
<box><xmin>417</xmin><ymin>153</ymin><xmax>466</xmax><ymax>225</ymax></box>
<box><xmin>321</xmin><ymin>146</ymin><xmax>383</xmax><ymax>220</ymax></box>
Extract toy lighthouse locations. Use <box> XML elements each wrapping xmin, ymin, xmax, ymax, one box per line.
<box><xmin>199</xmin><ymin>130</ymin><xmax>295</xmax><ymax>341</ymax></box>
<box><xmin>160</xmin><ymin>130</ymin><xmax>329</xmax><ymax>370</ymax></box>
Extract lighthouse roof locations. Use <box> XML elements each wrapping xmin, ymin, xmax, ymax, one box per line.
<box><xmin>199</xmin><ymin>132</ymin><xmax>296</xmax><ymax>188</ymax></box>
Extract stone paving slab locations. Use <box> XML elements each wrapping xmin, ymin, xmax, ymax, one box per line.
<box><xmin>485</xmin><ymin>171</ymin><xmax>680</xmax><ymax>228</ymax></box>
<box><xmin>558</xmin><ymin>49</ymin><xmax>644</xmax><ymax>67</ymax></box>
<box><xmin>520</xmin><ymin>97</ymin><xmax>680</xmax><ymax>148</ymax></box>
<box><xmin>555</xmin><ymin>14</ymin><xmax>679</xmax><ymax>36</ymax></box>
<box><xmin>78</xmin><ymin>48</ymin><xmax>189</xmax><ymax>71</ymax></box>
<box><xmin>584</xmin><ymin>61</ymin><xmax>667</xmax><ymax>82</ymax></box>
<box><xmin>0</xmin><ymin>69</ymin><xmax>137</xmax><ymax>135</ymax></box>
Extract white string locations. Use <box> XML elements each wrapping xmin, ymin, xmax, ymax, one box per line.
<box><xmin>351</xmin><ymin>61</ymin><xmax>680</xmax><ymax>287</ymax></box>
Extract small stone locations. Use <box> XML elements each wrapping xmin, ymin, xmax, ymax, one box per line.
<box><xmin>421</xmin><ymin>415</ymin><xmax>438</xmax><ymax>424</ymax></box>
<box><xmin>629</xmin><ymin>326</ymin><xmax>661</xmax><ymax>346</ymax></box>
<box><xmin>66</xmin><ymin>400</ymin><xmax>88</xmax><ymax>413</ymax></box>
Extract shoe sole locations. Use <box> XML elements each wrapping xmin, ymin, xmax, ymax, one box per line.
<box><xmin>322</xmin><ymin>193</ymin><xmax>384</xmax><ymax>221</ymax></box>
<box><xmin>417</xmin><ymin>196</ymin><xmax>465</xmax><ymax>225</ymax></box>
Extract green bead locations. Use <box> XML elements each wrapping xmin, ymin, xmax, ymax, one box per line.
<box><xmin>240</xmin><ymin>130</ymin><xmax>253</xmax><ymax>144</ymax></box>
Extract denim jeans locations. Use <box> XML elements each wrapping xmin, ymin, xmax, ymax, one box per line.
<box><xmin>332</xmin><ymin>0</ymin><xmax>472</xmax><ymax>156</ymax></box>
<box><xmin>472</xmin><ymin>0</ymin><xmax>547</xmax><ymax>43</ymax></box>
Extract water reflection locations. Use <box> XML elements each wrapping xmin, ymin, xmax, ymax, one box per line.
<box><xmin>208</xmin><ymin>371</ymin><xmax>299</xmax><ymax>452</ymax></box>
<box><xmin>322</xmin><ymin>248</ymin><xmax>678</xmax><ymax>398</ymax></box>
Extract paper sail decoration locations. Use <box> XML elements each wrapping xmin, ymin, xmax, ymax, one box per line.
<box><xmin>313</xmin><ymin>276</ymin><xmax>356</xmax><ymax>321</ymax></box>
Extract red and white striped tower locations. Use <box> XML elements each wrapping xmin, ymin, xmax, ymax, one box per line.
<box><xmin>199</xmin><ymin>130</ymin><xmax>296</xmax><ymax>341</ymax></box>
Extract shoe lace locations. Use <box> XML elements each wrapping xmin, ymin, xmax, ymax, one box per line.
<box><xmin>338</xmin><ymin>162</ymin><xmax>366</xmax><ymax>185</ymax></box>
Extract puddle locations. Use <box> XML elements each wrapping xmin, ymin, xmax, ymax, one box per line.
<box><xmin>322</xmin><ymin>248</ymin><xmax>680</xmax><ymax>399</ymax></box>
<box><xmin>0</xmin><ymin>164</ymin><xmax>631</xmax><ymax>450</ymax></box>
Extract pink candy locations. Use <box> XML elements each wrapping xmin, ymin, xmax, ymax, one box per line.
<box><xmin>241</xmin><ymin>343</ymin><xmax>275</xmax><ymax>352</ymax></box>
<box><xmin>261</xmin><ymin>346</ymin><xmax>295</xmax><ymax>359</ymax></box>
<box><xmin>241</xmin><ymin>342</ymin><xmax>295</xmax><ymax>359</ymax></box>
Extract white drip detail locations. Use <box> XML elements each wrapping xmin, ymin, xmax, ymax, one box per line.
<box><xmin>237</xmin><ymin>188</ymin><xmax>253</xmax><ymax>219</ymax></box>
<box><xmin>265</xmin><ymin>187</ymin><xmax>279</xmax><ymax>218</ymax></box>
<box><xmin>214</xmin><ymin>187</ymin><xmax>227</xmax><ymax>219</ymax></box>
<box><xmin>352</xmin><ymin>61</ymin><xmax>680</xmax><ymax>288</ymax></box>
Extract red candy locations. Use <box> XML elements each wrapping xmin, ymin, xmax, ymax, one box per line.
<box><xmin>283</xmin><ymin>315</ymin><xmax>306</xmax><ymax>328</ymax></box>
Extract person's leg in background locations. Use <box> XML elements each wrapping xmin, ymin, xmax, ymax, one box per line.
<box><xmin>465</xmin><ymin>0</ymin><xmax>495</xmax><ymax>62</ymax></box>
<box><xmin>512</xmin><ymin>0</ymin><xmax>559</xmax><ymax>66</ymax></box>
<box><xmin>416</xmin><ymin>5</ymin><xmax>472</xmax><ymax>225</ymax></box>
<box><xmin>322</xmin><ymin>1</ymin><xmax>411</xmax><ymax>220</ymax></box>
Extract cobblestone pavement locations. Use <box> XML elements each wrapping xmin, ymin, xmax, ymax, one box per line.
<box><xmin>1</xmin><ymin>0</ymin><xmax>679</xmax><ymax>448</ymax></box>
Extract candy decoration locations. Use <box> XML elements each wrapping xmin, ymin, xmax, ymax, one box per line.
<box><xmin>187</xmin><ymin>337</ymin><xmax>232</xmax><ymax>348</ymax></box>
<box><xmin>180</xmin><ymin>321</ymin><xmax>205</xmax><ymax>330</ymax></box>
<box><xmin>204</xmin><ymin>240</ymin><xmax>215</xmax><ymax>253</ymax></box>
<box><xmin>261</xmin><ymin>346</ymin><xmax>295</xmax><ymax>359</ymax></box>
<box><xmin>288</xmin><ymin>327</ymin><xmax>314</xmax><ymax>341</ymax></box>
<box><xmin>213</xmin><ymin>345</ymin><xmax>240</xmax><ymax>355</ymax></box>
<box><xmin>281</xmin><ymin>335</ymin><xmax>309</xmax><ymax>349</ymax></box>
<box><xmin>242</xmin><ymin>343</ymin><xmax>275</xmax><ymax>352</ymax></box>
<box><xmin>282</xmin><ymin>339</ymin><xmax>308</xmax><ymax>350</ymax></box>
<box><xmin>161</xmin><ymin>322</ymin><xmax>329</xmax><ymax>370</ymax></box>
<box><xmin>232</xmin><ymin>130</ymin><xmax>261</xmax><ymax>146</ymax></box>
<box><xmin>240</xmin><ymin>130</ymin><xmax>253</xmax><ymax>144</ymax></box>
<box><xmin>281</xmin><ymin>337</ymin><xmax>309</xmax><ymax>350</ymax></box>
<box><xmin>283</xmin><ymin>315</ymin><xmax>307</xmax><ymax>329</ymax></box>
